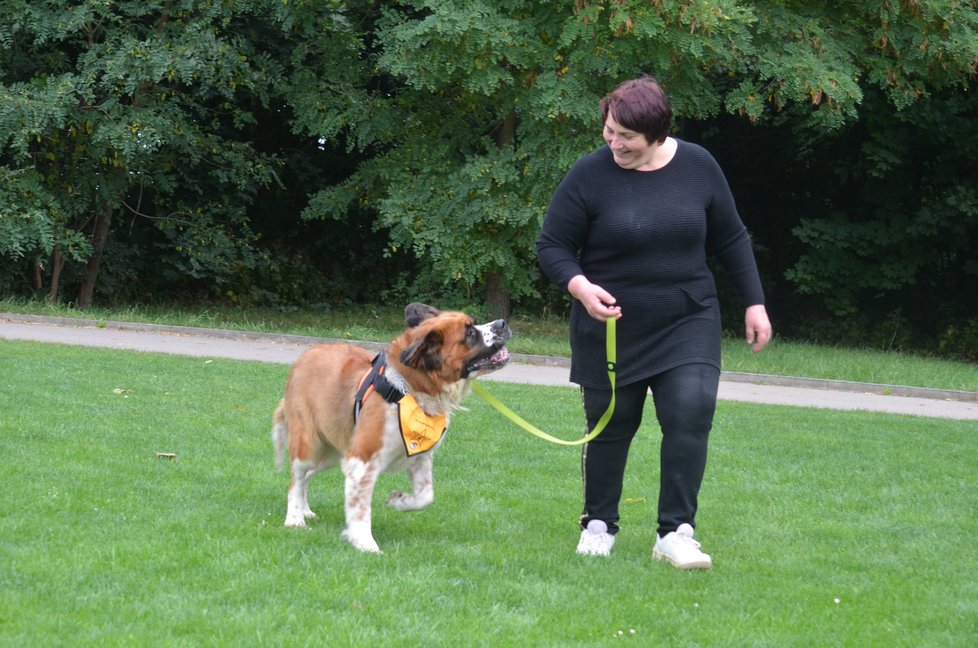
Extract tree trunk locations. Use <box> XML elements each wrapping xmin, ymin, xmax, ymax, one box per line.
<box><xmin>485</xmin><ymin>111</ymin><xmax>516</xmax><ymax>318</ymax></box>
<box><xmin>485</xmin><ymin>271</ymin><xmax>511</xmax><ymax>319</ymax></box>
<box><xmin>76</xmin><ymin>206</ymin><xmax>113</xmax><ymax>309</ymax></box>
<box><xmin>32</xmin><ymin>260</ymin><xmax>44</xmax><ymax>292</ymax></box>
<box><xmin>47</xmin><ymin>249</ymin><xmax>64</xmax><ymax>303</ymax></box>
<box><xmin>497</xmin><ymin>111</ymin><xmax>516</xmax><ymax>150</ymax></box>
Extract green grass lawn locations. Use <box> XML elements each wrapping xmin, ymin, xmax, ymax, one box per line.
<box><xmin>1</xmin><ymin>339</ymin><xmax>976</xmax><ymax>646</ymax></box>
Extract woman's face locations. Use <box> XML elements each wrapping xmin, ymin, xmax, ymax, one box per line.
<box><xmin>603</xmin><ymin>113</ymin><xmax>657</xmax><ymax>170</ymax></box>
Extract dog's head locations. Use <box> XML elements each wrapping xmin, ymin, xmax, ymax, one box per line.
<box><xmin>392</xmin><ymin>303</ymin><xmax>512</xmax><ymax>390</ymax></box>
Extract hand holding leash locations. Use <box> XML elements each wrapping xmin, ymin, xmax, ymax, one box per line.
<box><xmin>567</xmin><ymin>275</ymin><xmax>622</xmax><ymax>322</ymax></box>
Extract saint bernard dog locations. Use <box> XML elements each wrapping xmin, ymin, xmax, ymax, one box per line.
<box><xmin>272</xmin><ymin>303</ymin><xmax>511</xmax><ymax>552</ymax></box>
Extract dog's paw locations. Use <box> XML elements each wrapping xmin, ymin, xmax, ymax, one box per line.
<box><xmin>386</xmin><ymin>491</ymin><xmax>410</xmax><ymax>510</ymax></box>
<box><xmin>342</xmin><ymin>528</ymin><xmax>382</xmax><ymax>553</ymax></box>
<box><xmin>284</xmin><ymin>516</ymin><xmax>309</xmax><ymax>528</ymax></box>
<box><xmin>386</xmin><ymin>491</ymin><xmax>433</xmax><ymax>511</ymax></box>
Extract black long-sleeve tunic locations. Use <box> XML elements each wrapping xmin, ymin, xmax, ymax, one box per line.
<box><xmin>536</xmin><ymin>140</ymin><xmax>765</xmax><ymax>389</ymax></box>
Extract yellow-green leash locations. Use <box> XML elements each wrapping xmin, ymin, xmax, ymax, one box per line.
<box><xmin>470</xmin><ymin>317</ymin><xmax>617</xmax><ymax>446</ymax></box>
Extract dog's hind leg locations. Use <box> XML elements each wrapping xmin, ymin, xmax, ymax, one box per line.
<box><xmin>284</xmin><ymin>449</ymin><xmax>340</xmax><ymax>526</ymax></box>
<box><xmin>278</xmin><ymin>402</ymin><xmax>319</xmax><ymax>527</ymax></box>
<box><xmin>341</xmin><ymin>455</ymin><xmax>382</xmax><ymax>553</ymax></box>
<box><xmin>285</xmin><ymin>458</ymin><xmax>319</xmax><ymax>527</ymax></box>
<box><xmin>271</xmin><ymin>400</ymin><xmax>288</xmax><ymax>472</ymax></box>
<box><xmin>386</xmin><ymin>453</ymin><xmax>435</xmax><ymax>511</ymax></box>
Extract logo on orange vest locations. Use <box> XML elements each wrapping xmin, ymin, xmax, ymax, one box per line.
<box><xmin>397</xmin><ymin>394</ymin><xmax>447</xmax><ymax>456</ymax></box>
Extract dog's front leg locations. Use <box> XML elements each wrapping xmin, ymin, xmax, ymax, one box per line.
<box><xmin>341</xmin><ymin>455</ymin><xmax>382</xmax><ymax>553</ymax></box>
<box><xmin>387</xmin><ymin>453</ymin><xmax>435</xmax><ymax>511</ymax></box>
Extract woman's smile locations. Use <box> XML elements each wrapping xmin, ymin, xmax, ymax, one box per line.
<box><xmin>603</xmin><ymin>114</ymin><xmax>657</xmax><ymax>170</ymax></box>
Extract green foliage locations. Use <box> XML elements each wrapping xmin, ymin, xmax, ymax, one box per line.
<box><xmin>784</xmin><ymin>86</ymin><xmax>978</xmax><ymax>354</ymax></box>
<box><xmin>940</xmin><ymin>317</ymin><xmax>978</xmax><ymax>362</ymax></box>
<box><xmin>0</xmin><ymin>167</ymin><xmax>75</xmax><ymax>260</ymax></box>
<box><xmin>305</xmin><ymin>1</ymin><xmax>583</xmax><ymax>305</ymax></box>
<box><xmin>562</xmin><ymin>0</ymin><xmax>759</xmax><ymax>118</ymax></box>
<box><xmin>1</xmin><ymin>1</ymin><xmax>977</xmax><ymax>356</ymax></box>
<box><xmin>0</xmin><ymin>0</ymin><xmax>335</xmax><ymax>303</ymax></box>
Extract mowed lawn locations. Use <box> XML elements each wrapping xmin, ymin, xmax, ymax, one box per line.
<box><xmin>1</xmin><ymin>339</ymin><xmax>976</xmax><ymax>647</ymax></box>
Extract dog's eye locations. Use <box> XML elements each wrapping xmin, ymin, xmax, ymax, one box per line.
<box><xmin>465</xmin><ymin>327</ymin><xmax>479</xmax><ymax>343</ymax></box>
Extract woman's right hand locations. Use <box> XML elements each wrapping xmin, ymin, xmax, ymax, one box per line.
<box><xmin>567</xmin><ymin>275</ymin><xmax>622</xmax><ymax>321</ymax></box>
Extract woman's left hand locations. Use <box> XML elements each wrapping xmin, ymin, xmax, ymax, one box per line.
<box><xmin>745</xmin><ymin>304</ymin><xmax>772</xmax><ymax>353</ymax></box>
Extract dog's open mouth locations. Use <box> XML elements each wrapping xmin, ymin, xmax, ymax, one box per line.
<box><xmin>465</xmin><ymin>345</ymin><xmax>511</xmax><ymax>377</ymax></box>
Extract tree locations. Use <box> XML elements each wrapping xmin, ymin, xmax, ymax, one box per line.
<box><xmin>2</xmin><ymin>1</ymin><xmax>975</xmax><ymax>357</ymax></box>
<box><xmin>0</xmin><ymin>0</ymin><xmax>340</xmax><ymax>306</ymax></box>
<box><xmin>753</xmin><ymin>1</ymin><xmax>978</xmax><ymax>354</ymax></box>
<box><xmin>0</xmin><ymin>166</ymin><xmax>88</xmax><ymax>293</ymax></box>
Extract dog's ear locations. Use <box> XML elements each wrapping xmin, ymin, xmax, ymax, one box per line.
<box><xmin>400</xmin><ymin>330</ymin><xmax>444</xmax><ymax>371</ymax></box>
<box><xmin>404</xmin><ymin>303</ymin><xmax>441</xmax><ymax>328</ymax></box>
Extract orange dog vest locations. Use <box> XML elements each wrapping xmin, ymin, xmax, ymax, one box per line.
<box><xmin>397</xmin><ymin>394</ymin><xmax>447</xmax><ymax>456</ymax></box>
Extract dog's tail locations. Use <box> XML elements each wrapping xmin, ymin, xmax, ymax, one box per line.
<box><xmin>272</xmin><ymin>399</ymin><xmax>288</xmax><ymax>472</ymax></box>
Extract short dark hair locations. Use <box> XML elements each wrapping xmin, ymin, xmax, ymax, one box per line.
<box><xmin>599</xmin><ymin>75</ymin><xmax>673</xmax><ymax>144</ymax></box>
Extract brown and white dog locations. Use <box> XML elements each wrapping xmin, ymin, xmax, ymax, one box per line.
<box><xmin>272</xmin><ymin>303</ymin><xmax>511</xmax><ymax>552</ymax></box>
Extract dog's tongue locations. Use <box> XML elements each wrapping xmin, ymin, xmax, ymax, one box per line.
<box><xmin>491</xmin><ymin>347</ymin><xmax>510</xmax><ymax>363</ymax></box>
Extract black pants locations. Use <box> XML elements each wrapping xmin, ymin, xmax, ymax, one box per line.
<box><xmin>580</xmin><ymin>363</ymin><xmax>720</xmax><ymax>538</ymax></box>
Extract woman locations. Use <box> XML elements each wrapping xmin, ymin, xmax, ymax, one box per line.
<box><xmin>536</xmin><ymin>76</ymin><xmax>772</xmax><ymax>568</ymax></box>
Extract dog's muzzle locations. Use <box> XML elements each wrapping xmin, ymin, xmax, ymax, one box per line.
<box><xmin>464</xmin><ymin>319</ymin><xmax>512</xmax><ymax>377</ymax></box>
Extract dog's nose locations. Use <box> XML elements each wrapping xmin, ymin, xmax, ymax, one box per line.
<box><xmin>490</xmin><ymin>319</ymin><xmax>511</xmax><ymax>342</ymax></box>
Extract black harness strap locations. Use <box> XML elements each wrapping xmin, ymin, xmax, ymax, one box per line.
<box><xmin>353</xmin><ymin>351</ymin><xmax>405</xmax><ymax>422</ymax></box>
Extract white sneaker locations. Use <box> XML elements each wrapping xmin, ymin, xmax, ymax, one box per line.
<box><xmin>652</xmin><ymin>523</ymin><xmax>712</xmax><ymax>569</ymax></box>
<box><xmin>576</xmin><ymin>520</ymin><xmax>615</xmax><ymax>557</ymax></box>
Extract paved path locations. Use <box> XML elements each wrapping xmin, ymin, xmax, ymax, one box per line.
<box><xmin>2</xmin><ymin>314</ymin><xmax>976</xmax><ymax>421</ymax></box>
